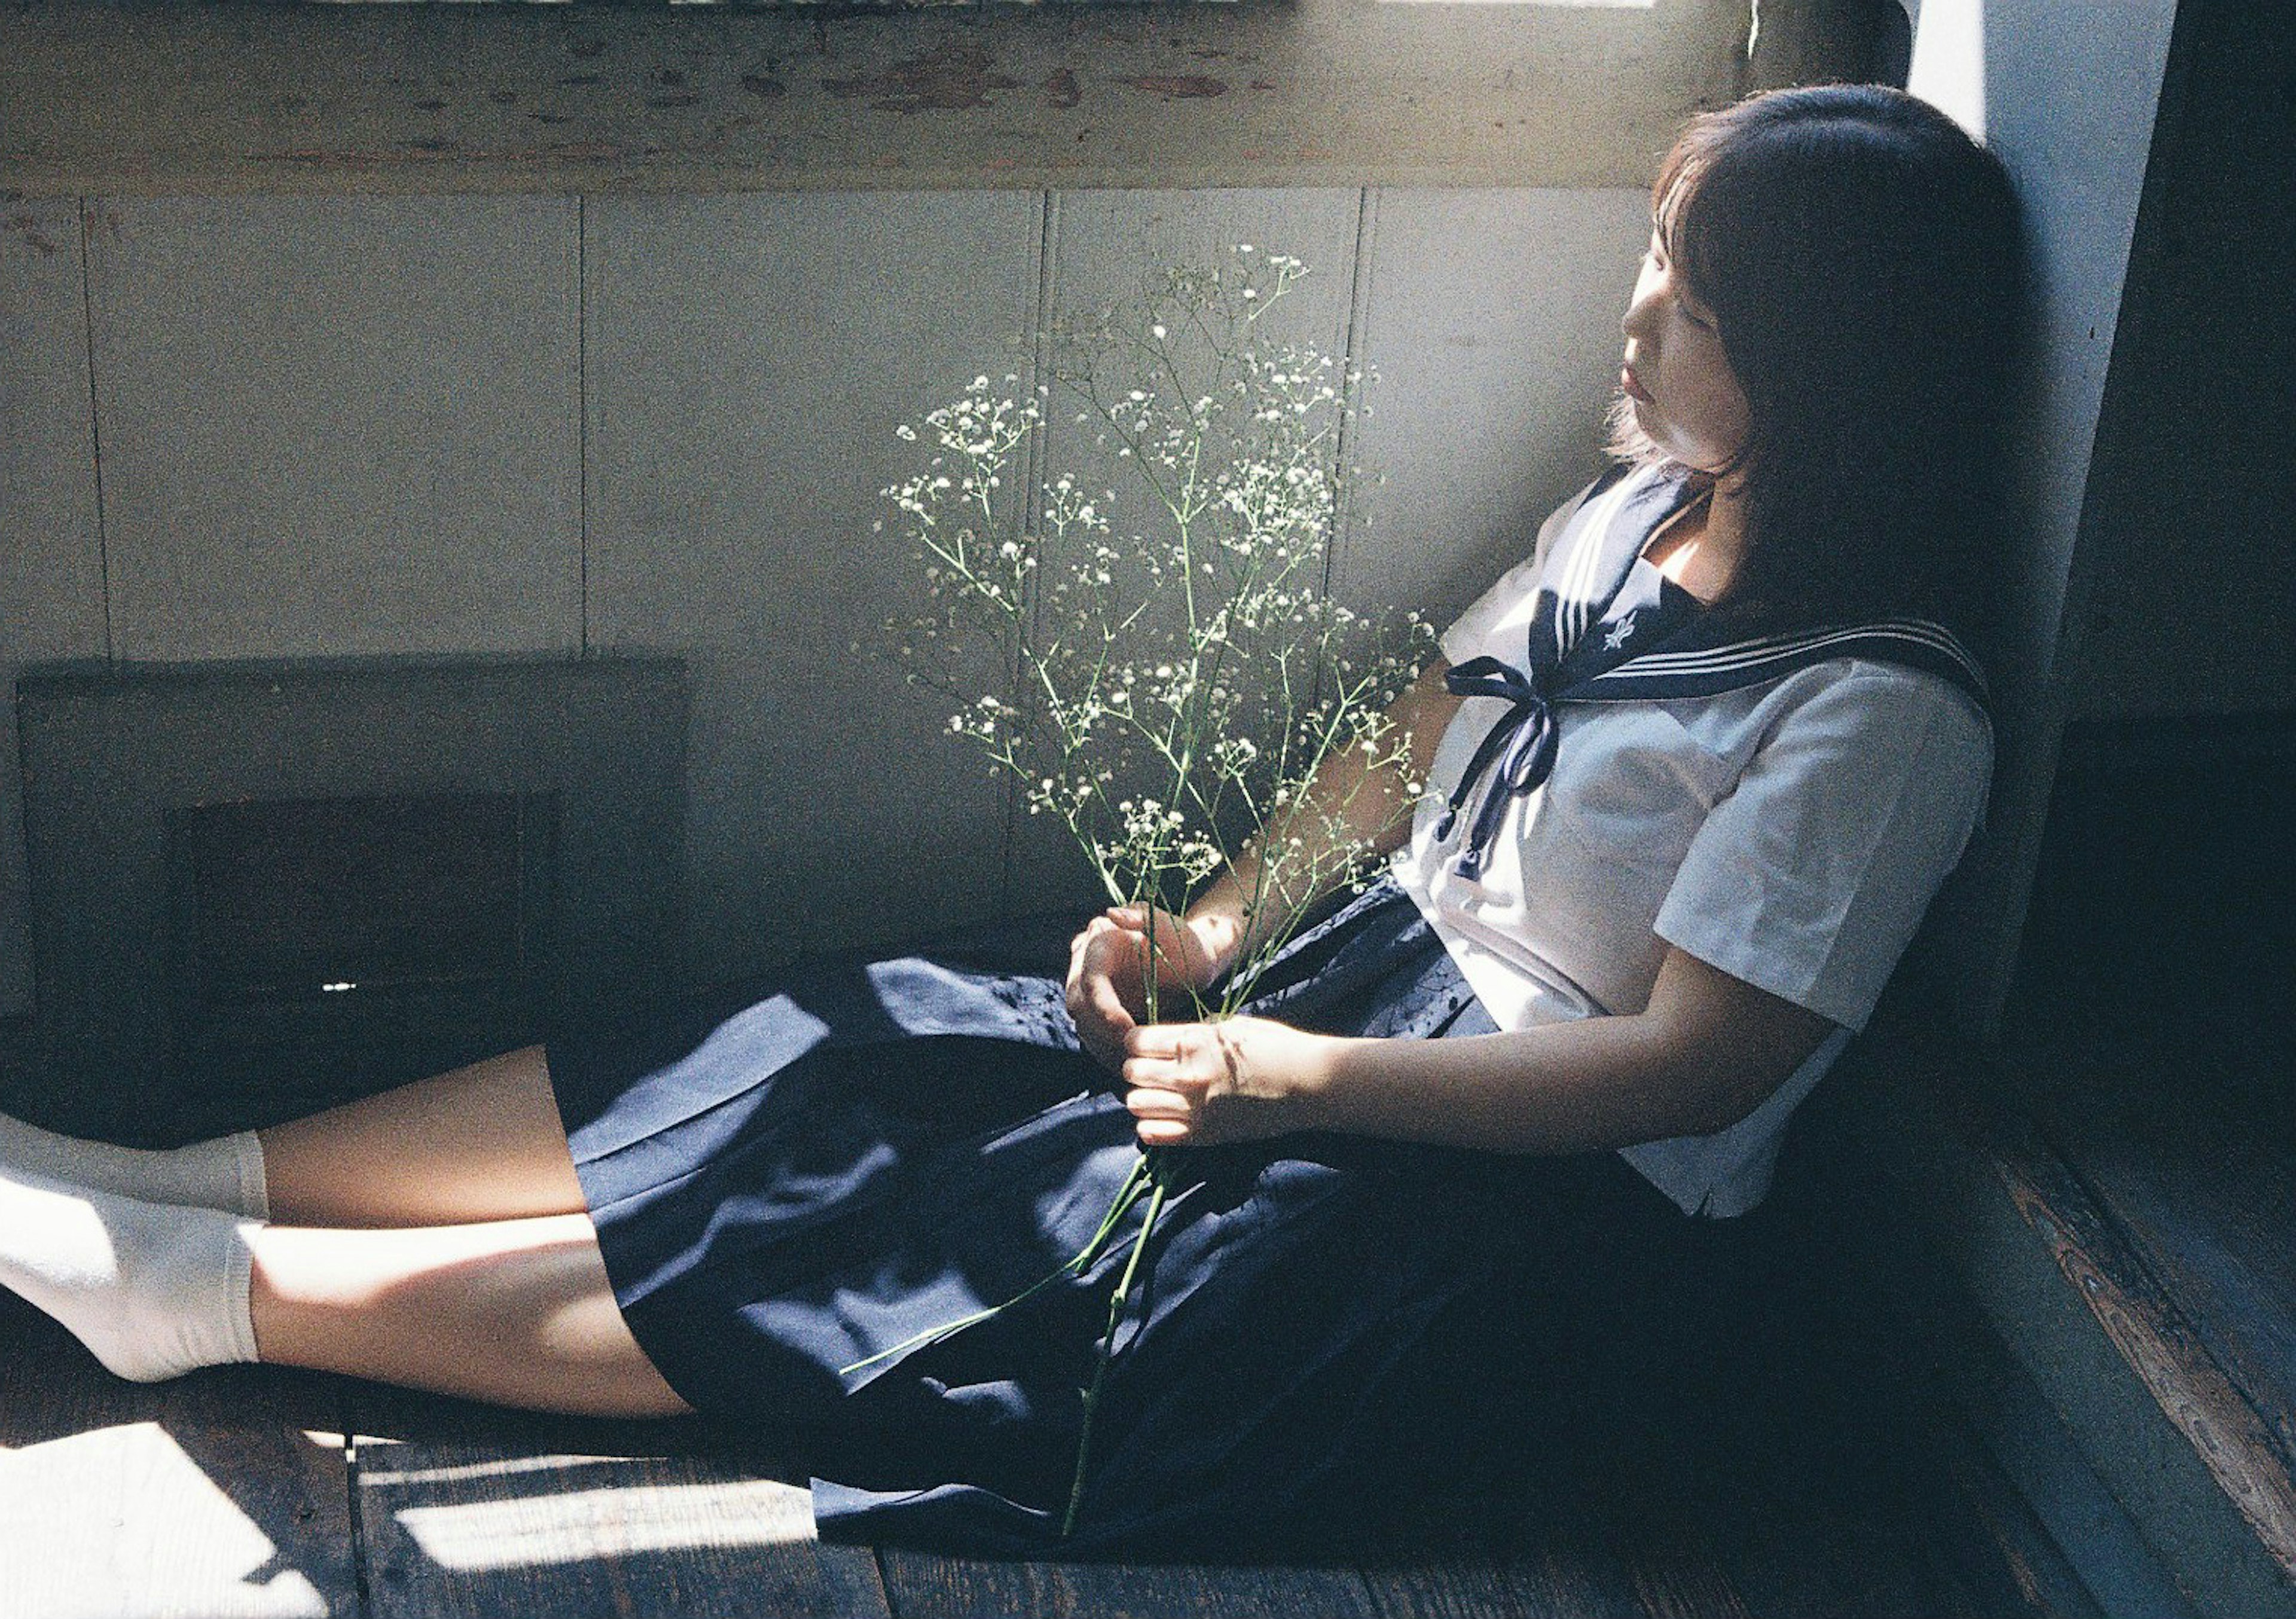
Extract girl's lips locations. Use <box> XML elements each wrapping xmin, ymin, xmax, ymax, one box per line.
<box><xmin>1622</xmin><ymin>365</ymin><xmax>1654</xmax><ymax>404</ymax></box>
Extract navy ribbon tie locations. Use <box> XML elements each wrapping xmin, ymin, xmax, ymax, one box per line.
<box><xmin>1436</xmin><ymin>656</ymin><xmax>1560</xmax><ymax>881</ymax></box>
<box><xmin>1422</xmin><ymin>462</ymin><xmax>1989</xmax><ymax>890</ymax></box>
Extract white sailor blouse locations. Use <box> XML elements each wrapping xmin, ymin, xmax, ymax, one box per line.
<box><xmin>1390</xmin><ymin>463</ymin><xmax>1993</xmax><ymax>1217</ymax></box>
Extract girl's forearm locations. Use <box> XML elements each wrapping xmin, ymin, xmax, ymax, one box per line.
<box><xmin>1274</xmin><ymin>1019</ymin><xmax>1735</xmax><ymax>1154</ymax></box>
<box><xmin>1118</xmin><ymin>950</ymin><xmax>1833</xmax><ymax>1151</ymax></box>
<box><xmin>1181</xmin><ymin>800</ymin><xmax>1394</xmax><ymax>973</ymax></box>
<box><xmin>1184</xmin><ymin>659</ymin><xmax>1458</xmax><ymax>969</ymax></box>
<box><xmin>1265</xmin><ymin>949</ymin><xmax>1834</xmax><ymax>1153</ymax></box>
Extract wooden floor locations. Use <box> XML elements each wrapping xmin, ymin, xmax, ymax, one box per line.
<box><xmin>0</xmin><ymin>1256</ymin><xmax>2090</xmax><ymax>1619</ymax></box>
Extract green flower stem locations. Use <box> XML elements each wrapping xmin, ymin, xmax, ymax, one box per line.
<box><xmin>836</xmin><ymin>1151</ymin><xmax>1155</xmax><ymax>1379</ymax></box>
<box><xmin>1062</xmin><ymin>1159</ymin><xmax>1173</xmax><ymax>1538</ymax></box>
<box><xmin>877</xmin><ymin>249</ymin><xmax>1431</xmax><ymax>1539</ymax></box>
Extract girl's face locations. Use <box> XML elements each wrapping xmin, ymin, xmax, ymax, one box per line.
<box><xmin>1619</xmin><ymin>229</ymin><xmax>1751</xmax><ymax>475</ymax></box>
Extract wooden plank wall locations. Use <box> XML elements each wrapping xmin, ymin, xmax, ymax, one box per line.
<box><xmin>84</xmin><ymin>197</ymin><xmax>586</xmax><ymax>664</ymax></box>
<box><xmin>0</xmin><ymin>199</ymin><xmax>108</xmax><ymax>1019</ymax></box>
<box><xmin>0</xmin><ymin>187</ymin><xmax>1647</xmax><ymax>1009</ymax></box>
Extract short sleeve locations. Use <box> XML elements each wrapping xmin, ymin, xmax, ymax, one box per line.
<box><xmin>1652</xmin><ymin>668</ymin><xmax>1993</xmax><ymax>1031</ymax></box>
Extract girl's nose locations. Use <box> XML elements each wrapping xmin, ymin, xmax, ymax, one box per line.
<box><xmin>1622</xmin><ymin>255</ymin><xmax>1662</xmax><ymax>341</ymax></box>
<box><xmin>1622</xmin><ymin>279</ymin><xmax>1661</xmax><ymax>342</ymax></box>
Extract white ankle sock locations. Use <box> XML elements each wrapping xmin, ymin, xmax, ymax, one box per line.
<box><xmin>0</xmin><ymin>1113</ymin><xmax>268</xmax><ymax>1219</ymax></box>
<box><xmin>0</xmin><ymin>1164</ymin><xmax>261</xmax><ymax>1382</ymax></box>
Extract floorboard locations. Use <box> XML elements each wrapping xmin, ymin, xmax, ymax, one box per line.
<box><xmin>1358</xmin><ymin>1556</ymin><xmax>1552</xmax><ymax>1619</ymax></box>
<box><xmin>0</xmin><ymin>1226</ymin><xmax>2078</xmax><ymax>1619</ymax></box>
<box><xmin>347</xmin><ymin>1382</ymin><xmax>889</xmax><ymax>1619</ymax></box>
<box><xmin>1359</xmin><ymin>1502</ymin><xmax>1645</xmax><ymax>1619</ymax></box>
<box><xmin>876</xmin><ymin>1547</ymin><xmax>1382</xmax><ymax>1618</ymax></box>
<box><xmin>1613</xmin><ymin>1520</ymin><xmax>1754</xmax><ymax>1619</ymax></box>
<box><xmin>2045</xmin><ymin>1053</ymin><xmax>2296</xmax><ymax>1468</ymax></box>
<box><xmin>0</xmin><ymin>1290</ymin><xmax>358</xmax><ymax>1619</ymax></box>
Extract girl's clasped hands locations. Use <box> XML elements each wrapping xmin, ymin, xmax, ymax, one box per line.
<box><xmin>1064</xmin><ymin>905</ymin><xmax>1326</xmax><ymax>1148</ymax></box>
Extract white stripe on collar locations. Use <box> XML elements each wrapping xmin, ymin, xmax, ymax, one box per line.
<box><xmin>1581</xmin><ymin>619</ymin><xmax>1987</xmax><ymax>699</ymax></box>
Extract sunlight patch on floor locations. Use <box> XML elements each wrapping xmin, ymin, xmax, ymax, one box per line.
<box><xmin>390</xmin><ymin>1476</ymin><xmax>817</xmax><ymax>1571</ymax></box>
<box><xmin>0</xmin><ymin>1423</ymin><xmax>331</xmax><ymax>1619</ymax></box>
<box><xmin>363</xmin><ymin>1451</ymin><xmax>670</xmax><ymax>1489</ymax></box>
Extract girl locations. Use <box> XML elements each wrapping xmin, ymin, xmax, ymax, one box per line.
<box><xmin>0</xmin><ymin>83</ymin><xmax>2022</xmax><ymax>1553</ymax></box>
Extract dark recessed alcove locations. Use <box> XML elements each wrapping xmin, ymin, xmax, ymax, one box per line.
<box><xmin>164</xmin><ymin>790</ymin><xmax>560</xmax><ymax>1112</ymax></box>
<box><xmin>169</xmin><ymin>792</ymin><xmax>546</xmax><ymax>1004</ymax></box>
<box><xmin>13</xmin><ymin>659</ymin><xmax>685</xmax><ymax>1142</ymax></box>
<box><xmin>2001</xmin><ymin>710</ymin><xmax>2296</xmax><ymax>1502</ymax></box>
<box><xmin>2005</xmin><ymin>710</ymin><xmax>2296</xmax><ymax>1121</ymax></box>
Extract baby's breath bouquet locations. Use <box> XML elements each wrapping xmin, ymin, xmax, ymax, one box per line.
<box><xmin>863</xmin><ymin>248</ymin><xmax>1433</xmax><ymax>1534</ymax></box>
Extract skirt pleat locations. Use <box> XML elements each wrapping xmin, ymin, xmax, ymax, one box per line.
<box><xmin>545</xmin><ymin>878</ymin><xmax>1734</xmax><ymax>1554</ymax></box>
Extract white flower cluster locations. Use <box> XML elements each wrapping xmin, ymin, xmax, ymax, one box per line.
<box><xmin>876</xmin><ymin>248</ymin><xmax>1435</xmax><ymax>1013</ymax></box>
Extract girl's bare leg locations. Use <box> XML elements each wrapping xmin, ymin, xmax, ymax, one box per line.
<box><xmin>258</xmin><ymin>1046</ymin><xmax>588</xmax><ymax>1228</ymax></box>
<box><xmin>248</xmin><ymin>1212</ymin><xmax>692</xmax><ymax>1418</ymax></box>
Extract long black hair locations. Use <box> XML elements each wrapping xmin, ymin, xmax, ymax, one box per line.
<box><xmin>1614</xmin><ymin>84</ymin><xmax>2026</xmax><ymax>651</ymax></box>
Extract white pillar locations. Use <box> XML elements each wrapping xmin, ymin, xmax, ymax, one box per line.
<box><xmin>1906</xmin><ymin>0</ymin><xmax>2181</xmax><ymax>1030</ymax></box>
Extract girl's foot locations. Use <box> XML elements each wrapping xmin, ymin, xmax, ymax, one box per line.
<box><xmin>0</xmin><ymin>1163</ymin><xmax>259</xmax><ymax>1382</ymax></box>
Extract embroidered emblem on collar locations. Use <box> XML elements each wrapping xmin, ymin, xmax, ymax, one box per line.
<box><xmin>1602</xmin><ymin>610</ymin><xmax>1638</xmax><ymax>652</ymax></box>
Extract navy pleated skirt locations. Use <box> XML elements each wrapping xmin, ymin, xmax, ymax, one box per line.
<box><xmin>546</xmin><ymin>878</ymin><xmax>1749</xmax><ymax>1556</ymax></box>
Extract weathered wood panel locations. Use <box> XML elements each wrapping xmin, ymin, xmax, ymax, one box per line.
<box><xmin>584</xmin><ymin>189</ymin><xmax>1040</xmax><ymax>972</ymax></box>
<box><xmin>0</xmin><ymin>195</ymin><xmax>107</xmax><ymax>1021</ymax></box>
<box><xmin>350</xmin><ymin>1384</ymin><xmax>889</xmax><ymax>1619</ymax></box>
<box><xmin>1337</xmin><ymin>188</ymin><xmax>1650</xmax><ymax>634</ymax></box>
<box><xmin>1984</xmin><ymin>1104</ymin><xmax>2296</xmax><ymax>1584</ymax></box>
<box><xmin>2078</xmin><ymin>1126</ymin><xmax>2296</xmax><ymax>1479</ymax></box>
<box><xmin>88</xmin><ymin>195</ymin><xmax>583</xmax><ymax>662</ymax></box>
<box><xmin>1002</xmin><ymin>187</ymin><xmax>1365</xmax><ymax>918</ymax></box>
<box><xmin>0</xmin><ymin>1292</ymin><xmax>358</xmax><ymax>1619</ymax></box>
<box><xmin>0</xmin><ymin>1</ymin><xmax>1793</xmax><ymax>195</ymax></box>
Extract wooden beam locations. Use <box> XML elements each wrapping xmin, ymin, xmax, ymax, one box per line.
<box><xmin>1978</xmin><ymin>1102</ymin><xmax>2296</xmax><ymax>1584</ymax></box>
<box><xmin>0</xmin><ymin>0</ymin><xmax>1820</xmax><ymax>196</ymax></box>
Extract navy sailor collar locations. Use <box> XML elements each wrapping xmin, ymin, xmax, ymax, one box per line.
<box><xmin>1435</xmin><ymin>463</ymin><xmax>1989</xmax><ymax>879</ymax></box>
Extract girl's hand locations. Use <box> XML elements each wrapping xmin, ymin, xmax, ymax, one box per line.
<box><xmin>1064</xmin><ymin>906</ymin><xmax>1234</xmax><ymax>1071</ymax></box>
<box><xmin>1119</xmin><ymin>1016</ymin><xmax>1332</xmax><ymax>1147</ymax></box>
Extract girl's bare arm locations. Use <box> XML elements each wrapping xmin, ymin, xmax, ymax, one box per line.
<box><xmin>1118</xmin><ymin>942</ymin><xmax>1836</xmax><ymax>1153</ymax></box>
<box><xmin>1179</xmin><ymin>656</ymin><xmax>1461</xmax><ymax>969</ymax></box>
